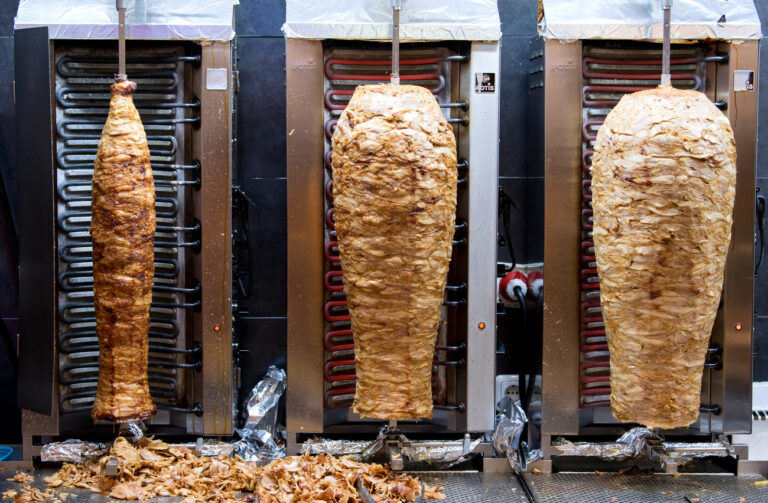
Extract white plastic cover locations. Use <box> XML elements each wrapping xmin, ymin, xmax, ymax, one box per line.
<box><xmin>14</xmin><ymin>0</ymin><xmax>236</xmax><ymax>41</ymax></box>
<box><xmin>282</xmin><ymin>0</ymin><xmax>501</xmax><ymax>41</ymax></box>
<box><xmin>541</xmin><ymin>0</ymin><xmax>761</xmax><ymax>41</ymax></box>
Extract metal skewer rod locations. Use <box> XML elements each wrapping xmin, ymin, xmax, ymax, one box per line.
<box><xmin>117</xmin><ymin>0</ymin><xmax>127</xmax><ymax>81</ymax></box>
<box><xmin>660</xmin><ymin>0</ymin><xmax>672</xmax><ymax>86</ymax></box>
<box><xmin>391</xmin><ymin>0</ymin><xmax>402</xmax><ymax>85</ymax></box>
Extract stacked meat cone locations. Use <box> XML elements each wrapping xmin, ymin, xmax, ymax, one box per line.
<box><xmin>591</xmin><ymin>84</ymin><xmax>736</xmax><ymax>429</ymax></box>
<box><xmin>90</xmin><ymin>80</ymin><xmax>156</xmax><ymax>422</ymax></box>
<box><xmin>332</xmin><ymin>84</ymin><xmax>457</xmax><ymax>420</ymax></box>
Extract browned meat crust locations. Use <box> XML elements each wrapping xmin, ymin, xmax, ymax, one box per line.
<box><xmin>592</xmin><ymin>84</ymin><xmax>736</xmax><ymax>429</ymax></box>
<box><xmin>90</xmin><ymin>80</ymin><xmax>156</xmax><ymax>422</ymax></box>
<box><xmin>331</xmin><ymin>84</ymin><xmax>457</xmax><ymax>420</ymax></box>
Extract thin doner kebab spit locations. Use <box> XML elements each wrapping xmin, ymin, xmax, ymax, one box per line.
<box><xmin>91</xmin><ymin>3</ymin><xmax>156</xmax><ymax>422</ymax></box>
<box><xmin>591</xmin><ymin>0</ymin><xmax>736</xmax><ymax>430</ymax></box>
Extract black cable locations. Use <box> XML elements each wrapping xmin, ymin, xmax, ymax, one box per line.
<box><xmin>514</xmin><ymin>285</ymin><xmax>529</xmax><ymax>411</ymax></box>
<box><xmin>524</xmin><ymin>287</ymin><xmax>544</xmax><ymax>409</ymax></box>
<box><xmin>498</xmin><ymin>187</ymin><xmax>517</xmax><ymax>271</ymax></box>
<box><xmin>0</xmin><ymin>318</ymin><xmax>18</xmax><ymax>378</ymax></box>
<box><xmin>756</xmin><ymin>193</ymin><xmax>765</xmax><ymax>275</ymax></box>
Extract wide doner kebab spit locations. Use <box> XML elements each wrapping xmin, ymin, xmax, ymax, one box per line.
<box><xmin>90</xmin><ymin>0</ymin><xmax>156</xmax><ymax>423</ymax></box>
<box><xmin>331</xmin><ymin>84</ymin><xmax>457</xmax><ymax>420</ymax></box>
<box><xmin>591</xmin><ymin>0</ymin><xmax>736</xmax><ymax>429</ymax></box>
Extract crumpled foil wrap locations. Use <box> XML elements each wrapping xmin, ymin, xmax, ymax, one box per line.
<box><xmin>40</xmin><ymin>440</ymin><xmax>110</xmax><ymax>464</ymax></box>
<box><xmin>282</xmin><ymin>0</ymin><xmax>500</xmax><ymax>41</ymax></box>
<box><xmin>233</xmin><ymin>366</ymin><xmax>287</xmax><ymax>464</ymax></box>
<box><xmin>14</xmin><ymin>0</ymin><xmax>236</xmax><ymax>41</ymax></box>
<box><xmin>491</xmin><ymin>397</ymin><xmax>542</xmax><ymax>472</ymax></box>
<box><xmin>302</xmin><ymin>430</ymin><xmax>482</xmax><ymax>470</ymax></box>
<box><xmin>540</xmin><ymin>0</ymin><xmax>760</xmax><ymax>41</ymax></box>
<box><xmin>553</xmin><ymin>428</ymin><xmax>733</xmax><ymax>463</ymax></box>
<box><xmin>552</xmin><ymin>427</ymin><xmax>656</xmax><ymax>460</ymax></box>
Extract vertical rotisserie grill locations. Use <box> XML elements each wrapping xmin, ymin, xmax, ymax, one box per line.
<box><xmin>55</xmin><ymin>45</ymin><xmax>202</xmax><ymax>419</ymax></box>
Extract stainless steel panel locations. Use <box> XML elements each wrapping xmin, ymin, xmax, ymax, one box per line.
<box><xmin>286</xmin><ymin>39</ymin><xmax>325</xmax><ymax>434</ymax></box>
<box><xmin>191</xmin><ymin>41</ymin><xmax>233</xmax><ymax>435</ymax></box>
<box><xmin>15</xmin><ymin>27</ymin><xmax>56</xmax><ymax>415</ymax></box>
<box><xmin>709</xmin><ymin>40</ymin><xmax>758</xmax><ymax>435</ymax></box>
<box><xmin>541</xmin><ymin>39</ymin><xmax>583</xmax><ymax>436</ymax></box>
<box><xmin>524</xmin><ymin>472</ymin><xmax>766</xmax><ymax>503</ymax></box>
<box><xmin>462</xmin><ymin>41</ymin><xmax>500</xmax><ymax>433</ymax></box>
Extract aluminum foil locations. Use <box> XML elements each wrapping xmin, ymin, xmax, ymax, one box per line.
<box><xmin>301</xmin><ymin>438</ymin><xmax>371</xmax><ymax>461</ymax></box>
<box><xmin>14</xmin><ymin>0</ymin><xmax>236</xmax><ymax>41</ymax></box>
<box><xmin>233</xmin><ymin>366</ymin><xmax>286</xmax><ymax>464</ymax></box>
<box><xmin>301</xmin><ymin>431</ymin><xmax>482</xmax><ymax>469</ymax></box>
<box><xmin>552</xmin><ymin>427</ymin><xmax>656</xmax><ymax>460</ymax></box>
<box><xmin>283</xmin><ymin>0</ymin><xmax>501</xmax><ymax>41</ymax></box>
<box><xmin>40</xmin><ymin>440</ymin><xmax>110</xmax><ymax>464</ymax></box>
<box><xmin>491</xmin><ymin>396</ymin><xmax>542</xmax><ymax>472</ymax></box>
<box><xmin>540</xmin><ymin>0</ymin><xmax>761</xmax><ymax>41</ymax></box>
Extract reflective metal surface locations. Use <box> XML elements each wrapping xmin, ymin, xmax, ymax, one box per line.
<box><xmin>286</xmin><ymin>38</ymin><xmax>326</xmax><ymax>434</ymax></box>
<box><xmin>708</xmin><ymin>40</ymin><xmax>758</xmax><ymax>435</ymax></box>
<box><xmin>462</xmin><ymin>41</ymin><xmax>501</xmax><ymax>433</ymax></box>
<box><xmin>540</xmin><ymin>39</ymin><xmax>583</xmax><ymax>437</ymax></box>
<box><xmin>191</xmin><ymin>41</ymin><xmax>234</xmax><ymax>435</ymax></box>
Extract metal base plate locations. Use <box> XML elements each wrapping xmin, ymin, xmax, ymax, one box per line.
<box><xmin>523</xmin><ymin>472</ymin><xmax>768</xmax><ymax>503</ymax></box>
<box><xmin>0</xmin><ymin>468</ymin><xmax>528</xmax><ymax>503</ymax></box>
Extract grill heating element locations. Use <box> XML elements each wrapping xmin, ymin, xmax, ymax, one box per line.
<box><xmin>54</xmin><ymin>47</ymin><xmax>202</xmax><ymax>418</ymax></box>
<box><xmin>321</xmin><ymin>49</ymin><xmax>468</xmax><ymax>414</ymax></box>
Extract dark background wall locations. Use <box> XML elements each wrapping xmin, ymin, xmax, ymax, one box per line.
<box><xmin>0</xmin><ymin>0</ymin><xmax>766</xmax><ymax>442</ymax></box>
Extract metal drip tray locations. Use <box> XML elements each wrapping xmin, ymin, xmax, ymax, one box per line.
<box><xmin>523</xmin><ymin>472</ymin><xmax>767</xmax><ymax>502</ymax></box>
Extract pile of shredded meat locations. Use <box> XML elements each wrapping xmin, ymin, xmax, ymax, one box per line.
<box><xmin>34</xmin><ymin>438</ymin><xmax>443</xmax><ymax>502</ymax></box>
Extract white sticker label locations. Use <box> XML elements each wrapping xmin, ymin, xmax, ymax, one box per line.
<box><xmin>206</xmin><ymin>68</ymin><xmax>228</xmax><ymax>91</ymax></box>
<box><xmin>734</xmin><ymin>70</ymin><xmax>755</xmax><ymax>92</ymax></box>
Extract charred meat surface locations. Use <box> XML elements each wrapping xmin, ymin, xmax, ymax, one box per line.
<box><xmin>331</xmin><ymin>84</ymin><xmax>457</xmax><ymax>420</ymax></box>
<box><xmin>592</xmin><ymin>84</ymin><xmax>736</xmax><ymax>429</ymax></box>
<box><xmin>90</xmin><ymin>80</ymin><xmax>156</xmax><ymax>423</ymax></box>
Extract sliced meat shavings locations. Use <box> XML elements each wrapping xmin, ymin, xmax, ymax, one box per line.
<box><xmin>7</xmin><ymin>473</ymin><xmax>32</xmax><ymax>484</ymax></box>
<box><xmin>44</xmin><ymin>438</ymin><xmax>444</xmax><ymax>502</ymax></box>
<box><xmin>257</xmin><ymin>453</ymin><xmax>441</xmax><ymax>503</ymax></box>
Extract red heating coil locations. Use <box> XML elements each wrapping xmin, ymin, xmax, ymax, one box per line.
<box><xmin>325</xmin><ymin>119</ymin><xmax>338</xmax><ymax>140</ymax></box>
<box><xmin>582</xmin><ymin>179</ymin><xmax>592</xmax><ymax>201</ymax></box>
<box><xmin>583</xmin><ymin>56</ymin><xmax>700</xmax><ymax>67</ymax></box>
<box><xmin>582</xmin><ymin>150</ymin><xmax>593</xmax><ymax>172</ymax></box>
<box><xmin>582</xmin><ymin>85</ymin><xmax>654</xmax><ymax>107</ymax></box>
<box><xmin>326</xmin><ymin>208</ymin><xmax>335</xmax><ymax>229</ymax></box>
<box><xmin>581</xmin><ymin>240</ymin><xmax>595</xmax><ymax>263</ymax></box>
<box><xmin>581</xmin><ymin>208</ymin><xmax>593</xmax><ymax>230</ymax></box>
<box><xmin>325</xmin><ymin>328</ymin><xmax>353</xmax><ymax>352</ymax></box>
<box><xmin>580</xmin><ymin>361</ymin><xmax>611</xmax><ymax>384</ymax></box>
<box><xmin>582</xmin><ymin>120</ymin><xmax>603</xmax><ymax>142</ymax></box>
<box><xmin>325</xmin><ymin>179</ymin><xmax>334</xmax><ymax>201</ymax></box>
<box><xmin>325</xmin><ymin>151</ymin><xmax>333</xmax><ymax>171</ymax></box>
<box><xmin>324</xmin><ymin>241</ymin><xmax>340</xmax><ymax>263</ymax></box>
<box><xmin>325</xmin><ymin>387</ymin><xmax>356</xmax><ymax>409</ymax></box>
<box><xmin>324</xmin><ymin>300</ymin><xmax>349</xmax><ymax>322</ymax></box>
<box><xmin>580</xmin><ymin>268</ymin><xmax>599</xmax><ymax>290</ymax></box>
<box><xmin>579</xmin><ymin>360</ymin><xmax>611</xmax><ymax>409</ymax></box>
<box><xmin>582</xmin><ymin>57</ymin><xmax>697</xmax><ymax>80</ymax></box>
<box><xmin>324</xmin><ymin>270</ymin><xmax>344</xmax><ymax>292</ymax></box>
